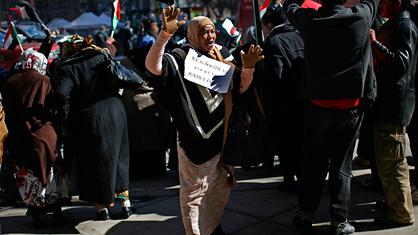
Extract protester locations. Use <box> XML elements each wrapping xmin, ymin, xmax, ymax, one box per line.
<box><xmin>115</xmin><ymin>21</ymin><xmax>134</xmax><ymax>56</ymax></box>
<box><xmin>145</xmin><ymin>4</ymin><xmax>263</xmax><ymax>235</ymax></box>
<box><xmin>133</xmin><ymin>15</ymin><xmax>159</xmax><ymax>49</ymax></box>
<box><xmin>355</xmin><ymin>9</ymin><xmax>387</xmax><ymax>193</ymax></box>
<box><xmin>284</xmin><ymin>0</ymin><xmax>379</xmax><ymax>234</ymax></box>
<box><xmin>406</xmin><ymin>2</ymin><xmax>418</xmax><ymax>206</ymax></box>
<box><xmin>370</xmin><ymin>0</ymin><xmax>418</xmax><ymax>226</ymax></box>
<box><xmin>1</xmin><ymin>48</ymin><xmax>61</xmax><ymax>228</ymax></box>
<box><xmin>56</xmin><ymin>35</ymin><xmax>143</xmax><ymax>220</ymax></box>
<box><xmin>93</xmin><ymin>26</ymin><xmax>109</xmax><ymax>48</ymax></box>
<box><xmin>261</xmin><ymin>0</ymin><xmax>305</xmax><ymax>192</ymax></box>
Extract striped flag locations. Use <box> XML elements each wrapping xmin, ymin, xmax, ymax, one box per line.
<box><xmin>260</xmin><ymin>0</ymin><xmax>271</xmax><ymax>18</ymax></box>
<box><xmin>222</xmin><ymin>18</ymin><xmax>240</xmax><ymax>37</ymax></box>
<box><xmin>9</xmin><ymin>1</ymin><xmax>48</xmax><ymax>30</ymax></box>
<box><xmin>2</xmin><ymin>22</ymin><xmax>22</xmax><ymax>50</ymax></box>
<box><xmin>112</xmin><ymin>0</ymin><xmax>121</xmax><ymax>31</ymax></box>
<box><xmin>8</xmin><ymin>6</ymin><xmax>31</xmax><ymax>20</ymax></box>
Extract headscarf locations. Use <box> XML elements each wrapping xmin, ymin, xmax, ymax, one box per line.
<box><xmin>187</xmin><ymin>16</ymin><xmax>215</xmax><ymax>52</ymax></box>
<box><xmin>21</xmin><ymin>48</ymin><xmax>48</xmax><ymax>75</ymax></box>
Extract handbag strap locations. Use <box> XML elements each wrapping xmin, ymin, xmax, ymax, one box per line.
<box><xmin>220</xmin><ymin>88</ymin><xmax>236</xmax><ymax>187</ymax></box>
<box><xmin>219</xmin><ymin>86</ymin><xmax>265</xmax><ymax>187</ymax></box>
<box><xmin>253</xmin><ymin>88</ymin><xmax>266</xmax><ymax>120</ymax></box>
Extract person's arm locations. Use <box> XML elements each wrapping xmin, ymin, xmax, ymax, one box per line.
<box><xmin>56</xmin><ymin>67</ymin><xmax>74</xmax><ymax>120</ymax></box>
<box><xmin>106</xmin><ymin>55</ymin><xmax>144</xmax><ymax>89</ymax></box>
<box><xmin>357</xmin><ymin>0</ymin><xmax>381</xmax><ymax>24</ymax></box>
<box><xmin>371</xmin><ymin>23</ymin><xmax>418</xmax><ymax>78</ymax></box>
<box><xmin>38</xmin><ymin>29</ymin><xmax>53</xmax><ymax>59</ymax></box>
<box><xmin>239</xmin><ymin>44</ymin><xmax>264</xmax><ymax>93</ymax></box>
<box><xmin>145</xmin><ymin>31</ymin><xmax>172</xmax><ymax>75</ymax></box>
<box><xmin>145</xmin><ymin>4</ymin><xmax>185</xmax><ymax>76</ymax></box>
<box><xmin>104</xmin><ymin>37</ymin><xmax>117</xmax><ymax>58</ymax></box>
<box><xmin>284</xmin><ymin>0</ymin><xmax>311</xmax><ymax>32</ymax></box>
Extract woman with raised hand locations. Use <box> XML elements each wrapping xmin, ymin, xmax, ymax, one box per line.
<box><xmin>145</xmin><ymin>4</ymin><xmax>263</xmax><ymax>235</ymax></box>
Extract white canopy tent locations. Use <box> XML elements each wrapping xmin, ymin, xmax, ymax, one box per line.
<box><xmin>99</xmin><ymin>12</ymin><xmax>112</xmax><ymax>27</ymax></box>
<box><xmin>64</xmin><ymin>12</ymin><xmax>104</xmax><ymax>30</ymax></box>
<box><xmin>47</xmin><ymin>18</ymin><xmax>70</xmax><ymax>30</ymax></box>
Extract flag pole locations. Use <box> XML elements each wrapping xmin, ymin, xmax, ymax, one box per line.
<box><xmin>252</xmin><ymin>0</ymin><xmax>263</xmax><ymax>46</ymax></box>
<box><xmin>11</xmin><ymin>21</ymin><xmax>24</xmax><ymax>52</ymax></box>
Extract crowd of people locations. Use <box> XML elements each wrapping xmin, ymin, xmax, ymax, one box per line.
<box><xmin>0</xmin><ymin>0</ymin><xmax>418</xmax><ymax>235</ymax></box>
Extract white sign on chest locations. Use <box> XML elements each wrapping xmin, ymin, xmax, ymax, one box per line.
<box><xmin>184</xmin><ymin>48</ymin><xmax>234</xmax><ymax>94</ymax></box>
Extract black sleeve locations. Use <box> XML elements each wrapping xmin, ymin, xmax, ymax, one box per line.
<box><xmin>357</xmin><ymin>0</ymin><xmax>381</xmax><ymax>25</ymax></box>
<box><xmin>56</xmin><ymin>67</ymin><xmax>74</xmax><ymax>120</ymax></box>
<box><xmin>373</xmin><ymin>20</ymin><xmax>418</xmax><ymax>79</ymax></box>
<box><xmin>284</xmin><ymin>0</ymin><xmax>316</xmax><ymax>33</ymax></box>
<box><xmin>106</xmin><ymin>56</ymin><xmax>144</xmax><ymax>89</ymax></box>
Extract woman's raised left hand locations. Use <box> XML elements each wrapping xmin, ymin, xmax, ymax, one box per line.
<box><xmin>240</xmin><ymin>44</ymin><xmax>264</xmax><ymax>69</ymax></box>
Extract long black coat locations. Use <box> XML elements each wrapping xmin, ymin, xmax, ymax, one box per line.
<box><xmin>57</xmin><ymin>49</ymin><xmax>142</xmax><ymax>204</ymax></box>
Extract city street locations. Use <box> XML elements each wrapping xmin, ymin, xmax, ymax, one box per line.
<box><xmin>1</xmin><ymin>161</ymin><xmax>417</xmax><ymax>235</ymax></box>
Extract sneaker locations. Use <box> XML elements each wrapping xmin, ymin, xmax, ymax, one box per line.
<box><xmin>331</xmin><ymin>221</ymin><xmax>355</xmax><ymax>235</ymax></box>
<box><xmin>121</xmin><ymin>206</ymin><xmax>136</xmax><ymax>219</ymax></box>
<box><xmin>292</xmin><ymin>210</ymin><xmax>313</xmax><ymax>231</ymax></box>
<box><xmin>95</xmin><ymin>208</ymin><xmax>110</xmax><ymax>220</ymax></box>
<box><xmin>374</xmin><ymin>216</ymin><xmax>414</xmax><ymax>228</ymax></box>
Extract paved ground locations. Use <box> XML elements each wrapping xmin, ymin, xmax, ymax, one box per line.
<box><xmin>0</xmin><ymin>160</ymin><xmax>417</xmax><ymax>235</ymax></box>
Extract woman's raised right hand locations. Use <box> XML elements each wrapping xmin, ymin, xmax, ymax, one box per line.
<box><xmin>162</xmin><ymin>5</ymin><xmax>186</xmax><ymax>34</ymax></box>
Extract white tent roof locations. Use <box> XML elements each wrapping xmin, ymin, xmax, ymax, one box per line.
<box><xmin>99</xmin><ymin>13</ymin><xmax>112</xmax><ymax>27</ymax></box>
<box><xmin>64</xmin><ymin>12</ymin><xmax>104</xmax><ymax>30</ymax></box>
<box><xmin>47</xmin><ymin>18</ymin><xmax>70</xmax><ymax>29</ymax></box>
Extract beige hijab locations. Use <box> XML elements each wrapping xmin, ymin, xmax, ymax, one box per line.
<box><xmin>186</xmin><ymin>16</ymin><xmax>226</xmax><ymax>62</ymax></box>
<box><xmin>187</xmin><ymin>16</ymin><xmax>216</xmax><ymax>52</ymax></box>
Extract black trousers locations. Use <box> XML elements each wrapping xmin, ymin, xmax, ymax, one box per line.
<box><xmin>298</xmin><ymin>103</ymin><xmax>363</xmax><ymax>222</ymax></box>
<box><xmin>357</xmin><ymin>106</ymin><xmax>381</xmax><ymax>185</ymax></box>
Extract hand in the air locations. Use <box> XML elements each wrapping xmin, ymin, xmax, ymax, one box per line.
<box><xmin>240</xmin><ymin>44</ymin><xmax>264</xmax><ymax>69</ymax></box>
<box><xmin>162</xmin><ymin>5</ymin><xmax>186</xmax><ymax>34</ymax></box>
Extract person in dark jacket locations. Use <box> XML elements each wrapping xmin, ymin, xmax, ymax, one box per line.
<box><xmin>370</xmin><ymin>0</ymin><xmax>418</xmax><ymax>226</ymax></box>
<box><xmin>56</xmin><ymin>35</ymin><xmax>143</xmax><ymax>220</ymax></box>
<box><xmin>284</xmin><ymin>0</ymin><xmax>379</xmax><ymax>234</ymax></box>
<box><xmin>261</xmin><ymin>0</ymin><xmax>305</xmax><ymax>192</ymax></box>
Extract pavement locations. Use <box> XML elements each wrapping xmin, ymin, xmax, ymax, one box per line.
<box><xmin>0</xmin><ymin>160</ymin><xmax>418</xmax><ymax>235</ymax></box>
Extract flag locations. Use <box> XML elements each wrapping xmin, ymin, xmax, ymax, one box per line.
<box><xmin>222</xmin><ymin>18</ymin><xmax>240</xmax><ymax>37</ymax></box>
<box><xmin>8</xmin><ymin>7</ymin><xmax>30</xmax><ymax>20</ymax></box>
<box><xmin>2</xmin><ymin>22</ymin><xmax>22</xmax><ymax>50</ymax></box>
<box><xmin>10</xmin><ymin>1</ymin><xmax>47</xmax><ymax>30</ymax></box>
<box><xmin>260</xmin><ymin>0</ymin><xmax>271</xmax><ymax>18</ymax></box>
<box><xmin>112</xmin><ymin>0</ymin><xmax>121</xmax><ymax>31</ymax></box>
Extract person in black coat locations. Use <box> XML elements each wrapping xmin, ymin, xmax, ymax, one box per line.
<box><xmin>56</xmin><ymin>35</ymin><xmax>143</xmax><ymax>220</ymax></box>
<box><xmin>370</xmin><ymin>0</ymin><xmax>418</xmax><ymax>225</ymax></box>
<box><xmin>284</xmin><ymin>0</ymin><xmax>379</xmax><ymax>234</ymax></box>
<box><xmin>261</xmin><ymin>0</ymin><xmax>305</xmax><ymax>192</ymax></box>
